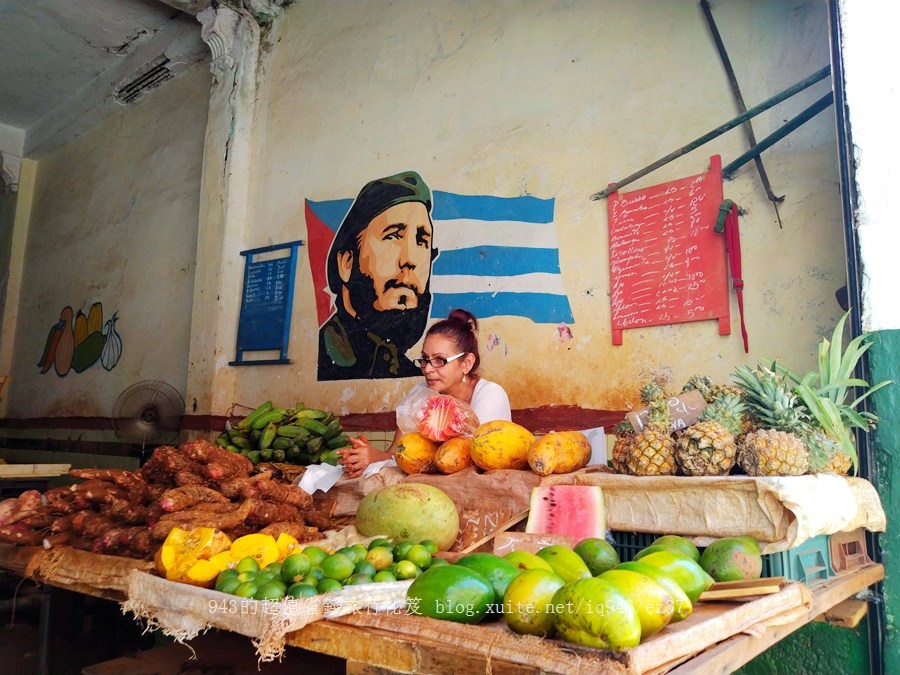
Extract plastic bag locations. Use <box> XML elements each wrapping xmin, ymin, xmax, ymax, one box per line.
<box><xmin>396</xmin><ymin>385</ymin><xmax>479</xmax><ymax>441</ymax></box>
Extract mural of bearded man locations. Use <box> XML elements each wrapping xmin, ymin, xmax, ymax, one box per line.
<box><xmin>318</xmin><ymin>171</ymin><xmax>437</xmax><ymax>380</ymax></box>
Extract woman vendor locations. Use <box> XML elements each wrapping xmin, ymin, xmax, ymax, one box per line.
<box><xmin>338</xmin><ymin>308</ymin><xmax>511</xmax><ymax>478</ymax></box>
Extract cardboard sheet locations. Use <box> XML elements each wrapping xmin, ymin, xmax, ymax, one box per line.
<box><xmin>545</xmin><ymin>469</ymin><xmax>886</xmax><ymax>553</ymax></box>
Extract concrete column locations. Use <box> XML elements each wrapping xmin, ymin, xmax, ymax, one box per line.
<box><xmin>187</xmin><ymin>4</ymin><xmax>270</xmax><ymax>419</ymax></box>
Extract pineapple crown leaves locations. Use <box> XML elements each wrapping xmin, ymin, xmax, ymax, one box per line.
<box><xmin>681</xmin><ymin>374</ymin><xmax>713</xmax><ymax>399</ymax></box>
<box><xmin>639</xmin><ymin>381</ymin><xmax>668</xmax><ymax>405</ymax></box>
<box><xmin>697</xmin><ymin>393</ymin><xmax>746</xmax><ymax>437</ymax></box>
<box><xmin>614</xmin><ymin>419</ymin><xmax>635</xmax><ymax>436</ymax></box>
<box><xmin>646</xmin><ymin>397</ymin><xmax>672</xmax><ymax>430</ymax></box>
<box><xmin>794</xmin><ymin>381</ymin><xmax>858</xmax><ymax>475</ymax></box>
<box><xmin>771</xmin><ymin>309</ymin><xmax>893</xmax><ymax>430</ymax></box>
<box><xmin>732</xmin><ymin>363</ymin><xmax>810</xmax><ymax>433</ymax></box>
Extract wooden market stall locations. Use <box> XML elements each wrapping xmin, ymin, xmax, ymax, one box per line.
<box><xmin>0</xmin><ymin>464</ymin><xmax>886</xmax><ymax>674</ymax></box>
<box><xmin>0</xmin><ymin>541</ymin><xmax>884</xmax><ymax>674</ymax></box>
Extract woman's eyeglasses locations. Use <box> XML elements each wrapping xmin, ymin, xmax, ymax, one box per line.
<box><xmin>413</xmin><ymin>352</ymin><xmax>466</xmax><ymax>369</ymax></box>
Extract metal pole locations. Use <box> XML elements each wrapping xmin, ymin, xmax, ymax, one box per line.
<box><xmin>590</xmin><ymin>66</ymin><xmax>831</xmax><ymax>200</ymax></box>
<box><xmin>700</xmin><ymin>0</ymin><xmax>785</xmax><ymax>228</ymax></box>
<box><xmin>721</xmin><ymin>92</ymin><xmax>834</xmax><ymax>178</ymax></box>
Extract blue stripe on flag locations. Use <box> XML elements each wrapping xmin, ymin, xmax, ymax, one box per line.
<box><xmin>433</xmin><ymin>191</ymin><xmax>554</xmax><ymax>223</ymax></box>
<box><xmin>433</xmin><ymin>246</ymin><xmax>561</xmax><ymax>276</ymax></box>
<box><xmin>307</xmin><ymin>198</ymin><xmax>352</xmax><ymax>232</ymax></box>
<box><xmin>431</xmin><ymin>292</ymin><xmax>573</xmax><ymax>324</ymax></box>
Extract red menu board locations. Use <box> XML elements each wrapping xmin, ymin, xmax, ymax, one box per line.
<box><xmin>607</xmin><ymin>156</ymin><xmax>730</xmax><ymax>345</ymax></box>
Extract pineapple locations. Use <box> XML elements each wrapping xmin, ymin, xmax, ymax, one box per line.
<box><xmin>675</xmin><ymin>393</ymin><xmax>745</xmax><ymax>476</ymax></box>
<box><xmin>611</xmin><ymin>420</ymin><xmax>635</xmax><ymax>474</ymax></box>
<box><xmin>626</xmin><ymin>396</ymin><xmax>677</xmax><ymax>476</ymax></box>
<box><xmin>805</xmin><ymin>429</ymin><xmax>853</xmax><ymax>476</ymax></box>
<box><xmin>732</xmin><ymin>365</ymin><xmax>810</xmax><ymax>476</ymax></box>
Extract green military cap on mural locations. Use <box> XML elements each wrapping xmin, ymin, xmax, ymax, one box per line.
<box><xmin>326</xmin><ymin>170</ymin><xmax>432</xmax><ymax>294</ymax></box>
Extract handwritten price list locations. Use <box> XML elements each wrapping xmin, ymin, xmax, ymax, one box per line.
<box><xmin>607</xmin><ymin>156</ymin><xmax>730</xmax><ymax>345</ymax></box>
<box><xmin>237</xmin><ymin>257</ymin><xmax>291</xmax><ymax>351</ymax></box>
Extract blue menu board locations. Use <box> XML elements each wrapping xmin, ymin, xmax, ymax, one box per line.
<box><xmin>230</xmin><ymin>240</ymin><xmax>303</xmax><ymax>365</ymax></box>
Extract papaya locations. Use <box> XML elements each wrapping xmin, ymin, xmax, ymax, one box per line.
<box><xmin>407</xmin><ymin>565</ymin><xmax>495</xmax><ymax>624</ymax></box>
<box><xmin>471</xmin><ymin>420</ymin><xmax>535</xmax><ymax>471</ymax></box>
<box><xmin>394</xmin><ymin>432</ymin><xmax>440</xmax><ymax>474</ymax></box>
<box><xmin>527</xmin><ymin>431</ymin><xmax>592</xmax><ymax>476</ymax></box>
<box><xmin>434</xmin><ymin>437</ymin><xmax>474</xmax><ymax>474</ymax></box>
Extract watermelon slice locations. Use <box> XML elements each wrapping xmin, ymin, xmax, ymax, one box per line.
<box><xmin>416</xmin><ymin>395</ymin><xmax>479</xmax><ymax>442</ymax></box>
<box><xmin>525</xmin><ymin>485</ymin><xmax>606</xmax><ymax>545</ymax></box>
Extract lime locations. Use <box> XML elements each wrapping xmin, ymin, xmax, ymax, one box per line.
<box><xmin>237</xmin><ymin>570</ymin><xmax>258</xmax><ymax>584</ymax></box>
<box><xmin>346</xmin><ymin>572</ymin><xmax>373</xmax><ymax>586</ymax></box>
<box><xmin>233</xmin><ymin>581</ymin><xmax>258</xmax><ymax>598</ymax></box>
<box><xmin>215</xmin><ymin>576</ymin><xmax>241</xmax><ymax>595</ymax></box>
<box><xmin>351</xmin><ymin>543</ymin><xmax>369</xmax><ymax>562</ymax></box>
<box><xmin>368</xmin><ymin>538</ymin><xmax>394</xmax><ymax>551</ymax></box>
<box><xmin>281</xmin><ymin>553</ymin><xmax>312</xmax><ymax>585</ymax></box>
<box><xmin>320</xmin><ymin>552</ymin><xmax>355</xmax><ymax>581</ymax></box>
<box><xmin>393</xmin><ymin>541</ymin><xmax>414</xmax><ymax>560</ymax></box>
<box><xmin>354</xmin><ymin>560</ymin><xmax>377</xmax><ymax>577</ymax></box>
<box><xmin>372</xmin><ymin>570</ymin><xmax>397</xmax><ymax>583</ymax></box>
<box><xmin>254</xmin><ymin>580</ymin><xmax>287</xmax><ymax>601</ymax></box>
<box><xmin>428</xmin><ymin>557</ymin><xmax>450</xmax><ymax>567</ymax></box>
<box><xmin>264</xmin><ymin>561</ymin><xmax>283</xmax><ymax>577</ymax></box>
<box><xmin>287</xmin><ymin>583</ymin><xmax>319</xmax><ymax>598</ymax></box>
<box><xmin>574</xmin><ymin>537</ymin><xmax>621</xmax><ymax>576</ymax></box>
<box><xmin>235</xmin><ymin>556</ymin><xmax>261</xmax><ymax>576</ymax></box>
<box><xmin>419</xmin><ymin>539</ymin><xmax>439</xmax><ymax>555</ymax></box>
<box><xmin>317</xmin><ymin>578</ymin><xmax>343</xmax><ymax>593</ymax></box>
<box><xmin>365</xmin><ymin>546</ymin><xmax>395</xmax><ymax>572</ymax></box>
<box><xmin>255</xmin><ymin>569</ymin><xmax>280</xmax><ymax>585</ymax></box>
<box><xmin>337</xmin><ymin>546</ymin><xmax>362</xmax><ymax>564</ymax></box>
<box><xmin>394</xmin><ymin>560</ymin><xmax>419</xmax><ymax>580</ymax></box>
<box><xmin>301</xmin><ymin>545</ymin><xmax>329</xmax><ymax>567</ymax></box>
<box><xmin>216</xmin><ymin>568</ymin><xmax>240</xmax><ymax>582</ymax></box>
<box><xmin>307</xmin><ymin>568</ymin><xmax>325</xmax><ymax>583</ymax></box>
<box><xmin>404</xmin><ymin>544</ymin><xmax>432</xmax><ymax>570</ymax></box>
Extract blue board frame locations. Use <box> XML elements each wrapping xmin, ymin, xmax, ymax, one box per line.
<box><xmin>230</xmin><ymin>240</ymin><xmax>304</xmax><ymax>366</ymax></box>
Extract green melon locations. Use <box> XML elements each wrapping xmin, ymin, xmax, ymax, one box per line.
<box><xmin>355</xmin><ymin>482</ymin><xmax>459</xmax><ymax>551</ymax></box>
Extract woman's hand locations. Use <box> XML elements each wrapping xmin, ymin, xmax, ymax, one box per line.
<box><xmin>337</xmin><ymin>434</ymin><xmax>387</xmax><ymax>479</ymax></box>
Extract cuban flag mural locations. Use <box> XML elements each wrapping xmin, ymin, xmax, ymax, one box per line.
<box><xmin>306</xmin><ymin>175</ymin><xmax>573</xmax><ymax>380</ymax></box>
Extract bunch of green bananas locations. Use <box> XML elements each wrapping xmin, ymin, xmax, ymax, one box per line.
<box><xmin>215</xmin><ymin>401</ymin><xmax>351</xmax><ymax>466</ymax></box>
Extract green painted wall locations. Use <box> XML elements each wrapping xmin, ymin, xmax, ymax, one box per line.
<box><xmin>870</xmin><ymin>328</ymin><xmax>900</xmax><ymax>673</ymax></box>
<box><xmin>737</xmin><ymin>620</ymin><xmax>870</xmax><ymax>675</ymax></box>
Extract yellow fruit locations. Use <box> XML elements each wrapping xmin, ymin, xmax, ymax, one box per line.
<box><xmin>527</xmin><ymin>431</ymin><xmax>592</xmax><ymax>476</ymax></box>
<box><xmin>503</xmin><ymin>568</ymin><xmax>566</xmax><ymax>636</ymax></box>
<box><xmin>615</xmin><ymin>560</ymin><xmax>693</xmax><ymax>622</ymax></box>
<box><xmin>471</xmin><ymin>420</ymin><xmax>535</xmax><ymax>471</ymax></box>
<box><xmin>156</xmin><ymin>527</ymin><xmax>232</xmax><ymax>583</ymax></box>
<box><xmin>536</xmin><ymin>545</ymin><xmax>591</xmax><ymax>583</ymax></box>
<box><xmin>229</xmin><ymin>533</ymin><xmax>280</xmax><ymax>570</ymax></box>
<box><xmin>434</xmin><ymin>437</ymin><xmax>475</xmax><ymax>474</ymax></box>
<box><xmin>276</xmin><ymin>532</ymin><xmax>301</xmax><ymax>560</ymax></box>
<box><xmin>394</xmin><ymin>432</ymin><xmax>440</xmax><ymax>474</ymax></box>
<box><xmin>503</xmin><ymin>550</ymin><xmax>554</xmax><ymax>573</ymax></box>
<box><xmin>552</xmin><ymin>578</ymin><xmax>641</xmax><ymax>651</ymax></box>
<box><xmin>599</xmin><ymin>568</ymin><xmax>674</xmax><ymax>638</ymax></box>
